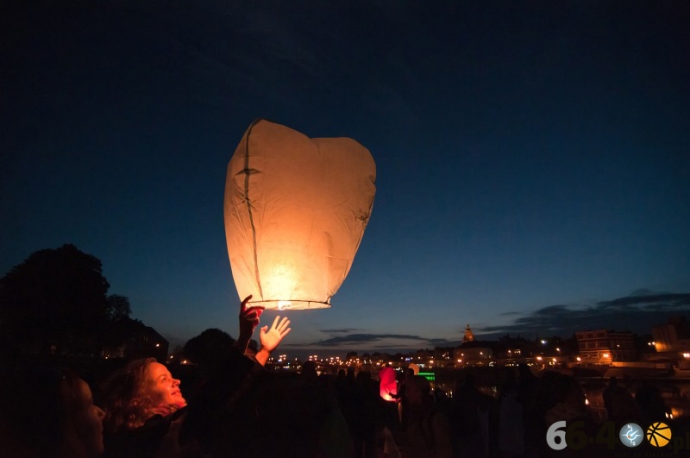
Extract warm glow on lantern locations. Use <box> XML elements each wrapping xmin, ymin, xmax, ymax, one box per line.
<box><xmin>263</xmin><ymin>263</ymin><xmax>299</xmax><ymax>302</ymax></box>
<box><xmin>225</xmin><ymin>119</ymin><xmax>376</xmax><ymax>309</ymax></box>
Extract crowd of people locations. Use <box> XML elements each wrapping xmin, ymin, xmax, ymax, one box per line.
<box><xmin>1</xmin><ymin>297</ymin><xmax>687</xmax><ymax>458</ymax></box>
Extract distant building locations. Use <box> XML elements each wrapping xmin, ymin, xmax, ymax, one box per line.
<box><xmin>494</xmin><ymin>339</ymin><xmax>528</xmax><ymax>365</ymax></box>
<box><xmin>652</xmin><ymin>316</ymin><xmax>690</xmax><ymax>354</ymax></box>
<box><xmin>463</xmin><ymin>324</ymin><xmax>475</xmax><ymax>343</ymax></box>
<box><xmin>408</xmin><ymin>349</ymin><xmax>434</xmax><ymax>369</ymax></box>
<box><xmin>455</xmin><ymin>341</ymin><xmax>494</xmax><ymax>366</ymax></box>
<box><xmin>575</xmin><ymin>329</ymin><xmax>636</xmax><ymax>364</ymax></box>
<box><xmin>432</xmin><ymin>347</ymin><xmax>456</xmax><ymax>369</ymax></box>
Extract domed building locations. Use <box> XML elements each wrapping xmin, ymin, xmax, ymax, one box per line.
<box><xmin>463</xmin><ymin>324</ymin><xmax>475</xmax><ymax>343</ymax></box>
<box><xmin>456</xmin><ymin>324</ymin><xmax>494</xmax><ymax>367</ymax></box>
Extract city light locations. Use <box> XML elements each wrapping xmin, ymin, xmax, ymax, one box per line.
<box><xmin>251</xmin><ymin>326</ymin><xmax>678</xmax><ymax>392</ymax></box>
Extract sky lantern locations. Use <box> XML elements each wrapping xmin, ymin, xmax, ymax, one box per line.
<box><xmin>379</xmin><ymin>367</ymin><xmax>398</xmax><ymax>401</ymax></box>
<box><xmin>224</xmin><ymin>119</ymin><xmax>376</xmax><ymax>310</ymax></box>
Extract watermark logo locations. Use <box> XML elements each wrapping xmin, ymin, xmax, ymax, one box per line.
<box><xmin>619</xmin><ymin>423</ymin><xmax>643</xmax><ymax>448</ymax></box>
<box><xmin>545</xmin><ymin>421</ymin><xmax>567</xmax><ymax>451</ymax></box>
<box><xmin>647</xmin><ymin>422</ymin><xmax>672</xmax><ymax>448</ymax></box>
<box><xmin>546</xmin><ymin>420</ymin><xmax>685</xmax><ymax>452</ymax></box>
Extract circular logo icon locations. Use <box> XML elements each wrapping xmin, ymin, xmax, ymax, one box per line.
<box><xmin>619</xmin><ymin>423</ymin><xmax>644</xmax><ymax>448</ymax></box>
<box><xmin>647</xmin><ymin>422</ymin><xmax>672</xmax><ymax>448</ymax></box>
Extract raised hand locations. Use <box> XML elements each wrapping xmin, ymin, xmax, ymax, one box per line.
<box><xmin>236</xmin><ymin>295</ymin><xmax>265</xmax><ymax>353</ymax></box>
<box><xmin>255</xmin><ymin>315</ymin><xmax>291</xmax><ymax>366</ymax></box>
<box><xmin>260</xmin><ymin>316</ymin><xmax>291</xmax><ymax>353</ymax></box>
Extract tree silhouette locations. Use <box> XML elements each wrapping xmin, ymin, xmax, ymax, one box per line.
<box><xmin>0</xmin><ymin>244</ymin><xmax>110</xmax><ymax>355</ymax></box>
<box><xmin>107</xmin><ymin>294</ymin><xmax>132</xmax><ymax>322</ymax></box>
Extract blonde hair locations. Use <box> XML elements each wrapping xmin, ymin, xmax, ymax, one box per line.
<box><xmin>102</xmin><ymin>358</ymin><xmax>178</xmax><ymax>432</ymax></box>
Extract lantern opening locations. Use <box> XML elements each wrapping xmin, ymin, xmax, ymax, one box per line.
<box><xmin>277</xmin><ymin>301</ymin><xmax>292</xmax><ymax>310</ymax></box>
<box><xmin>243</xmin><ymin>299</ymin><xmax>331</xmax><ymax>311</ymax></box>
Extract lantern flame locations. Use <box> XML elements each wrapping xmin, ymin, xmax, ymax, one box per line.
<box><xmin>277</xmin><ymin>301</ymin><xmax>292</xmax><ymax>310</ymax></box>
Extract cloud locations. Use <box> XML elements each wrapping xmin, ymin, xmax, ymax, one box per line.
<box><xmin>288</xmin><ymin>291</ymin><xmax>690</xmax><ymax>356</ymax></box>
<box><xmin>371</xmin><ymin>344</ymin><xmax>417</xmax><ymax>350</ymax></box>
<box><xmin>479</xmin><ymin>292</ymin><xmax>690</xmax><ymax>338</ymax></box>
<box><xmin>533</xmin><ymin>305</ymin><xmax>572</xmax><ymax>316</ymax></box>
<box><xmin>300</xmin><ymin>333</ymin><xmax>445</xmax><ymax>347</ymax></box>
<box><xmin>282</xmin><ymin>329</ymin><xmax>460</xmax><ymax>354</ymax></box>
<box><xmin>597</xmin><ymin>293</ymin><xmax>690</xmax><ymax>308</ymax></box>
<box><xmin>428</xmin><ymin>338</ymin><xmax>450</xmax><ymax>343</ymax></box>
<box><xmin>308</xmin><ymin>333</ymin><xmax>431</xmax><ymax>347</ymax></box>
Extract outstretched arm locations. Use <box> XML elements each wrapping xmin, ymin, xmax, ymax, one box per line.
<box><xmin>235</xmin><ymin>295</ymin><xmax>265</xmax><ymax>355</ymax></box>
<box><xmin>255</xmin><ymin>316</ymin><xmax>291</xmax><ymax>366</ymax></box>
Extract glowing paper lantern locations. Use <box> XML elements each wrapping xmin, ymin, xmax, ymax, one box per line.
<box><xmin>379</xmin><ymin>367</ymin><xmax>398</xmax><ymax>401</ymax></box>
<box><xmin>224</xmin><ymin>119</ymin><xmax>376</xmax><ymax>310</ymax></box>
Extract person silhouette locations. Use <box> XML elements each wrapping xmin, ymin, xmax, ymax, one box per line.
<box><xmin>0</xmin><ymin>364</ymin><xmax>106</xmax><ymax>458</ymax></box>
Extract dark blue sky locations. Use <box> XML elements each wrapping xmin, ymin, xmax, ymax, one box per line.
<box><xmin>2</xmin><ymin>0</ymin><xmax>689</xmax><ymax>357</ymax></box>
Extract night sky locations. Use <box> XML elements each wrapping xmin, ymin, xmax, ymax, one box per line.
<box><xmin>2</xmin><ymin>0</ymin><xmax>689</xmax><ymax>358</ymax></box>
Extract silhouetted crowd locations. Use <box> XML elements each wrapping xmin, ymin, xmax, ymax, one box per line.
<box><xmin>2</xmin><ymin>299</ymin><xmax>690</xmax><ymax>458</ymax></box>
